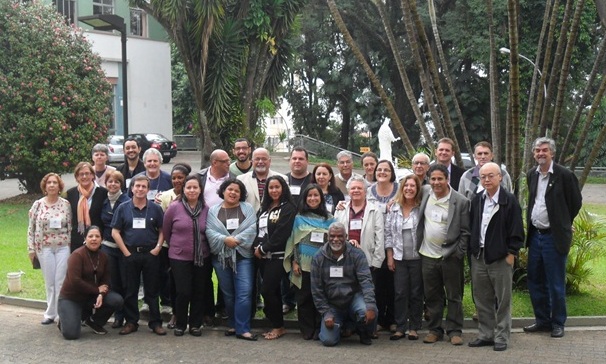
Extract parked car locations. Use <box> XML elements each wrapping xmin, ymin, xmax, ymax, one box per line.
<box><xmin>107</xmin><ymin>135</ymin><xmax>124</xmax><ymax>164</ymax></box>
<box><xmin>128</xmin><ymin>133</ymin><xmax>178</xmax><ymax>163</ymax></box>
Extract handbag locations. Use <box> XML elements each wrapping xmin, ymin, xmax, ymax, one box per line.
<box><xmin>32</xmin><ymin>255</ymin><xmax>41</xmax><ymax>269</ymax></box>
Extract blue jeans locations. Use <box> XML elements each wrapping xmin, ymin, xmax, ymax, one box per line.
<box><xmin>318</xmin><ymin>292</ymin><xmax>376</xmax><ymax>347</ymax></box>
<box><xmin>58</xmin><ymin>292</ymin><xmax>123</xmax><ymax>340</ymax></box>
<box><xmin>212</xmin><ymin>256</ymin><xmax>254</xmax><ymax>335</ymax></box>
<box><xmin>527</xmin><ymin>230</ymin><xmax>567</xmax><ymax>327</ymax></box>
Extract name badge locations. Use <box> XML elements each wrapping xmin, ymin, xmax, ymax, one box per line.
<box><xmin>350</xmin><ymin>219</ymin><xmax>362</xmax><ymax>230</ymax></box>
<box><xmin>133</xmin><ymin>218</ymin><xmax>146</xmax><ymax>229</ymax></box>
<box><xmin>325</xmin><ymin>203</ymin><xmax>333</xmax><ymax>212</ymax></box>
<box><xmin>330</xmin><ymin>266</ymin><xmax>344</xmax><ymax>278</ymax></box>
<box><xmin>430</xmin><ymin>210</ymin><xmax>443</xmax><ymax>223</ymax></box>
<box><xmin>310</xmin><ymin>231</ymin><xmax>324</xmax><ymax>243</ymax></box>
<box><xmin>226</xmin><ymin>218</ymin><xmax>239</xmax><ymax>230</ymax></box>
<box><xmin>125</xmin><ymin>178</ymin><xmax>132</xmax><ymax>189</ymax></box>
<box><xmin>49</xmin><ymin>217</ymin><xmax>62</xmax><ymax>229</ymax></box>
<box><xmin>289</xmin><ymin>185</ymin><xmax>301</xmax><ymax>195</ymax></box>
<box><xmin>147</xmin><ymin>189</ymin><xmax>159</xmax><ymax>201</ymax></box>
<box><xmin>258</xmin><ymin>230</ymin><xmax>266</xmax><ymax>238</ymax></box>
<box><xmin>259</xmin><ymin>217</ymin><xmax>268</xmax><ymax>228</ymax></box>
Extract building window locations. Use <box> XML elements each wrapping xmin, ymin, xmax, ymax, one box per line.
<box><xmin>93</xmin><ymin>0</ymin><xmax>114</xmax><ymax>15</ymax></box>
<box><xmin>54</xmin><ymin>0</ymin><xmax>76</xmax><ymax>25</ymax></box>
<box><xmin>130</xmin><ymin>8</ymin><xmax>147</xmax><ymax>37</ymax></box>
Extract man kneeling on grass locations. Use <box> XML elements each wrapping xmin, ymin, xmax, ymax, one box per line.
<box><xmin>311</xmin><ymin>222</ymin><xmax>377</xmax><ymax>346</ymax></box>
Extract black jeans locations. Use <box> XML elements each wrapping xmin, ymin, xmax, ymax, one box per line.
<box><xmin>101</xmin><ymin>245</ymin><xmax>126</xmax><ymax>321</ymax></box>
<box><xmin>260</xmin><ymin>258</ymin><xmax>286</xmax><ymax>328</ymax></box>
<box><xmin>123</xmin><ymin>249</ymin><xmax>162</xmax><ymax>328</ymax></box>
<box><xmin>170</xmin><ymin>257</ymin><xmax>210</xmax><ymax>330</ymax></box>
<box><xmin>295</xmin><ymin>271</ymin><xmax>320</xmax><ymax>337</ymax></box>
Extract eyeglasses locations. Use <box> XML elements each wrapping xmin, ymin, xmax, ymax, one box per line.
<box><xmin>412</xmin><ymin>161</ymin><xmax>428</xmax><ymax>166</ymax></box>
<box><xmin>376</xmin><ymin>168</ymin><xmax>391</xmax><ymax>173</ymax></box>
<box><xmin>216</xmin><ymin>159</ymin><xmax>231</xmax><ymax>164</ymax></box>
<box><xmin>253</xmin><ymin>157</ymin><xmax>269</xmax><ymax>162</ymax></box>
<box><xmin>338</xmin><ymin>160</ymin><xmax>352</xmax><ymax>165</ymax></box>
<box><xmin>234</xmin><ymin>147</ymin><xmax>249</xmax><ymax>151</ymax></box>
<box><xmin>78</xmin><ymin>172</ymin><xmax>92</xmax><ymax>177</ymax></box>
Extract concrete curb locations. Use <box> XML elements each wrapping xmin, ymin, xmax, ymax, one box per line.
<box><xmin>3</xmin><ymin>294</ymin><xmax>606</xmax><ymax>329</ymax></box>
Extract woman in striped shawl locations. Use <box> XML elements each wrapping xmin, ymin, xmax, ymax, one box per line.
<box><xmin>284</xmin><ymin>184</ymin><xmax>335</xmax><ymax>340</ymax></box>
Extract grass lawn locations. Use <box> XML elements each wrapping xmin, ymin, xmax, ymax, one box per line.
<box><xmin>2</xmin><ymin>197</ymin><xmax>606</xmax><ymax>317</ymax></box>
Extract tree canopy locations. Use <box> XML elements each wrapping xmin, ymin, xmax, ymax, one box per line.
<box><xmin>0</xmin><ymin>0</ymin><xmax>112</xmax><ymax>193</ymax></box>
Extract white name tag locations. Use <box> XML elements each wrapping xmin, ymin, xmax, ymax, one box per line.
<box><xmin>259</xmin><ymin>217</ymin><xmax>268</xmax><ymax>228</ymax></box>
<box><xmin>133</xmin><ymin>218</ymin><xmax>146</xmax><ymax>229</ymax></box>
<box><xmin>430</xmin><ymin>210</ymin><xmax>443</xmax><ymax>223</ymax></box>
<box><xmin>49</xmin><ymin>217</ymin><xmax>62</xmax><ymax>229</ymax></box>
<box><xmin>125</xmin><ymin>178</ymin><xmax>132</xmax><ymax>189</ymax></box>
<box><xmin>325</xmin><ymin>203</ymin><xmax>333</xmax><ymax>212</ymax></box>
<box><xmin>226</xmin><ymin>218</ymin><xmax>239</xmax><ymax>230</ymax></box>
<box><xmin>289</xmin><ymin>185</ymin><xmax>301</xmax><ymax>195</ymax></box>
<box><xmin>310</xmin><ymin>231</ymin><xmax>324</xmax><ymax>243</ymax></box>
<box><xmin>330</xmin><ymin>266</ymin><xmax>344</xmax><ymax>278</ymax></box>
<box><xmin>147</xmin><ymin>189</ymin><xmax>158</xmax><ymax>201</ymax></box>
<box><xmin>350</xmin><ymin>219</ymin><xmax>362</xmax><ymax>230</ymax></box>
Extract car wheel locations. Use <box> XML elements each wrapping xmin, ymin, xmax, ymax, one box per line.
<box><xmin>163</xmin><ymin>157</ymin><xmax>171</xmax><ymax>164</ymax></box>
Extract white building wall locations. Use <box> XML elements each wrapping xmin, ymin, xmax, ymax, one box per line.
<box><xmin>82</xmin><ymin>31</ymin><xmax>173</xmax><ymax>139</ymax></box>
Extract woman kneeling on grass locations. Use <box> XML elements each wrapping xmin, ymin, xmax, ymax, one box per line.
<box><xmin>58</xmin><ymin>226</ymin><xmax>123</xmax><ymax>339</ymax></box>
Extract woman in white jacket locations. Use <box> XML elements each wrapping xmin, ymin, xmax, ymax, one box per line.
<box><xmin>334</xmin><ymin>175</ymin><xmax>385</xmax><ymax>335</ymax></box>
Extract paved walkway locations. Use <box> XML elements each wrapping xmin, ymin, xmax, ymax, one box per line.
<box><xmin>1</xmin><ymin>304</ymin><xmax>605</xmax><ymax>363</ymax></box>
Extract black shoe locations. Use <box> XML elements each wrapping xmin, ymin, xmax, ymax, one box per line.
<box><xmin>189</xmin><ymin>327</ymin><xmax>202</xmax><ymax>337</ymax></box>
<box><xmin>359</xmin><ymin>331</ymin><xmax>372</xmax><ymax>345</ymax></box>
<box><xmin>111</xmin><ymin>319</ymin><xmax>123</xmax><ymax>329</ymax></box>
<box><xmin>174</xmin><ymin>328</ymin><xmax>185</xmax><ymax>337</ymax></box>
<box><xmin>41</xmin><ymin>318</ymin><xmax>54</xmax><ymax>325</ymax></box>
<box><xmin>225</xmin><ymin>329</ymin><xmax>236</xmax><ymax>336</ymax></box>
<box><xmin>236</xmin><ymin>333</ymin><xmax>258</xmax><ymax>341</ymax></box>
<box><xmin>494</xmin><ymin>342</ymin><xmax>508</xmax><ymax>351</ymax></box>
<box><xmin>85</xmin><ymin>318</ymin><xmax>108</xmax><ymax>335</ymax></box>
<box><xmin>468</xmin><ymin>338</ymin><xmax>495</xmax><ymax>347</ymax></box>
<box><xmin>523</xmin><ymin>323</ymin><xmax>551</xmax><ymax>333</ymax></box>
<box><xmin>551</xmin><ymin>326</ymin><xmax>565</xmax><ymax>338</ymax></box>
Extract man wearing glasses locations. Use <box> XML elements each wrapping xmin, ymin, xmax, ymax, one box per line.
<box><xmin>230</xmin><ymin>138</ymin><xmax>253</xmax><ymax>176</ymax></box>
<box><xmin>467</xmin><ymin>162</ymin><xmax>524</xmax><ymax>351</ymax></box>
<box><xmin>411</xmin><ymin>152</ymin><xmax>431</xmax><ymax>185</ymax></box>
<box><xmin>334</xmin><ymin>151</ymin><xmax>363</xmax><ymax>196</ymax></box>
<box><xmin>237</xmin><ymin>148</ymin><xmax>286</xmax><ymax>212</ymax></box>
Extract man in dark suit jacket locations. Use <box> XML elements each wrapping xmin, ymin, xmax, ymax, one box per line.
<box><xmin>416</xmin><ymin>164</ymin><xmax>470</xmax><ymax>346</ymax></box>
<box><xmin>435</xmin><ymin>138</ymin><xmax>465</xmax><ymax>191</ymax></box>
<box><xmin>523</xmin><ymin>137</ymin><xmax>582</xmax><ymax>339</ymax></box>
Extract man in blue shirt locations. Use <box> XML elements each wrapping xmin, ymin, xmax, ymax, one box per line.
<box><xmin>111</xmin><ymin>175</ymin><xmax>166</xmax><ymax>336</ymax></box>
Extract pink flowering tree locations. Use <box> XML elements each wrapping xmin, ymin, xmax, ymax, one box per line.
<box><xmin>0</xmin><ymin>0</ymin><xmax>112</xmax><ymax>193</ymax></box>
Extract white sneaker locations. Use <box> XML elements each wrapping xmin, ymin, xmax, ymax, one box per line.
<box><xmin>140</xmin><ymin>303</ymin><xmax>149</xmax><ymax>313</ymax></box>
<box><xmin>161</xmin><ymin>305</ymin><xmax>172</xmax><ymax>315</ymax></box>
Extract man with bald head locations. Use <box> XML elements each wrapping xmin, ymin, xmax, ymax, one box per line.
<box><xmin>468</xmin><ymin>162</ymin><xmax>524</xmax><ymax>351</ymax></box>
<box><xmin>411</xmin><ymin>152</ymin><xmax>430</xmax><ymax>185</ymax></box>
<box><xmin>237</xmin><ymin>148</ymin><xmax>286</xmax><ymax>212</ymax></box>
<box><xmin>198</xmin><ymin>149</ymin><xmax>235</xmax><ymax>208</ymax></box>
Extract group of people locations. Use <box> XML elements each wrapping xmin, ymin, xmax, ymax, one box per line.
<box><xmin>27</xmin><ymin>135</ymin><xmax>582</xmax><ymax>351</ymax></box>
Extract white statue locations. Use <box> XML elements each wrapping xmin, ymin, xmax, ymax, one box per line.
<box><xmin>378</xmin><ymin>119</ymin><xmax>400</xmax><ymax>163</ymax></box>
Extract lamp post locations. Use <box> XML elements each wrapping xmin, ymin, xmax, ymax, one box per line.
<box><xmin>499</xmin><ymin>47</ymin><xmax>547</xmax><ymax>98</ymax></box>
<box><xmin>78</xmin><ymin>14</ymin><xmax>129</xmax><ymax>137</ymax></box>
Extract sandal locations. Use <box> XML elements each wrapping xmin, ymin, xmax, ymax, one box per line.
<box><xmin>263</xmin><ymin>329</ymin><xmax>286</xmax><ymax>340</ymax></box>
<box><xmin>390</xmin><ymin>332</ymin><xmax>405</xmax><ymax>341</ymax></box>
<box><xmin>225</xmin><ymin>329</ymin><xmax>236</xmax><ymax>336</ymax></box>
<box><xmin>408</xmin><ymin>330</ymin><xmax>419</xmax><ymax>341</ymax></box>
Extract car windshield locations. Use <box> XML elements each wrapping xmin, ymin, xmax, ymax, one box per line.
<box><xmin>146</xmin><ymin>133</ymin><xmax>168</xmax><ymax>141</ymax></box>
<box><xmin>109</xmin><ymin>136</ymin><xmax>124</xmax><ymax>144</ymax></box>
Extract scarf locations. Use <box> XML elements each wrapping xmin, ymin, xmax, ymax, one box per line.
<box><xmin>108</xmin><ymin>190</ymin><xmax>122</xmax><ymax>209</ymax></box>
<box><xmin>183</xmin><ymin>199</ymin><xmax>204</xmax><ymax>267</ymax></box>
<box><xmin>77</xmin><ymin>183</ymin><xmax>94</xmax><ymax>234</ymax></box>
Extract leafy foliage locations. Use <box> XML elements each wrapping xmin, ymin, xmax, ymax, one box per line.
<box><xmin>0</xmin><ymin>0</ymin><xmax>112</xmax><ymax>193</ymax></box>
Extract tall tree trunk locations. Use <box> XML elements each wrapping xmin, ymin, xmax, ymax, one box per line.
<box><xmin>427</xmin><ymin>0</ymin><xmax>472</xmax><ymax>155</ymax></box>
<box><xmin>571</xmin><ymin>74</ymin><xmax>606</xmax><ymax>171</ymax></box>
<box><xmin>487</xmin><ymin>0</ymin><xmax>502</xmax><ymax>163</ymax></box>
<box><xmin>538</xmin><ymin>0</ymin><xmax>574</xmax><ymax>136</ymax></box>
<box><xmin>561</xmin><ymin>35</ymin><xmax>606</xmax><ymax>163</ymax></box>
<box><xmin>506</xmin><ymin>0</ymin><xmax>521</xmax><ymax>190</ymax></box>
<box><xmin>372</xmin><ymin>0</ymin><xmax>433</xmax><ymax>146</ymax></box>
<box><xmin>549</xmin><ymin>0</ymin><xmax>586</xmax><ymax>143</ymax></box>
<box><xmin>522</xmin><ymin>0</ymin><xmax>554</xmax><ymax>172</ymax></box>
<box><xmin>398</xmin><ymin>0</ymin><xmax>445</xmax><ymax>142</ymax></box>
<box><xmin>326</xmin><ymin>0</ymin><xmax>415</xmax><ymax>154</ymax></box>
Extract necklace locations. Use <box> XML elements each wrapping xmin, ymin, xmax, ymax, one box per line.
<box><xmin>86</xmin><ymin>250</ymin><xmax>100</xmax><ymax>284</ymax></box>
